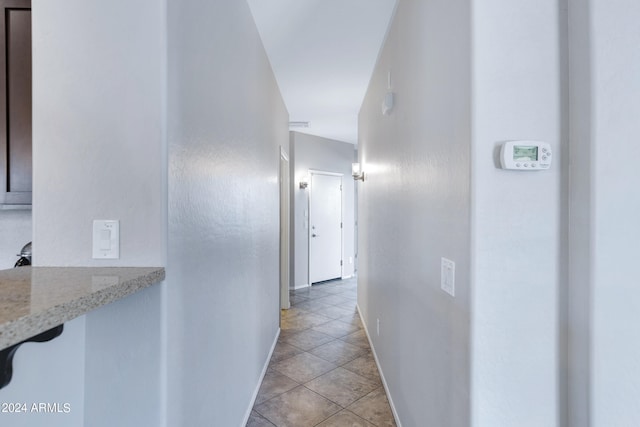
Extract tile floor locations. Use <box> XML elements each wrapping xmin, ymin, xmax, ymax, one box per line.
<box><xmin>247</xmin><ymin>277</ymin><xmax>396</xmax><ymax>427</ymax></box>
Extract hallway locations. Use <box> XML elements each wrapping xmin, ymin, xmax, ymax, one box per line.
<box><xmin>247</xmin><ymin>278</ymin><xmax>396</xmax><ymax>426</ymax></box>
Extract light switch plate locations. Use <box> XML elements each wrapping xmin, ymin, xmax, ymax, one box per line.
<box><xmin>441</xmin><ymin>257</ymin><xmax>455</xmax><ymax>297</ymax></box>
<box><xmin>93</xmin><ymin>220</ymin><xmax>119</xmax><ymax>259</ymax></box>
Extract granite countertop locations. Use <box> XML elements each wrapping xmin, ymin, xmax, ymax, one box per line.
<box><xmin>0</xmin><ymin>266</ymin><xmax>165</xmax><ymax>350</ymax></box>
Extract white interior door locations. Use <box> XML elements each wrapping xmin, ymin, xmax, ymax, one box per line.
<box><xmin>309</xmin><ymin>172</ymin><xmax>342</xmax><ymax>284</ymax></box>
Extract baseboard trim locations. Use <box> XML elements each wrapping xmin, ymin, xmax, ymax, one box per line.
<box><xmin>356</xmin><ymin>304</ymin><xmax>402</xmax><ymax>427</ymax></box>
<box><xmin>294</xmin><ymin>283</ymin><xmax>310</xmax><ymax>290</ymax></box>
<box><xmin>241</xmin><ymin>327</ymin><xmax>280</xmax><ymax>427</ymax></box>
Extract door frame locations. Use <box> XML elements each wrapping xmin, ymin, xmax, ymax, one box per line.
<box><xmin>279</xmin><ymin>147</ymin><xmax>290</xmax><ymax>311</ymax></box>
<box><xmin>307</xmin><ymin>169</ymin><xmax>343</xmax><ymax>286</ymax></box>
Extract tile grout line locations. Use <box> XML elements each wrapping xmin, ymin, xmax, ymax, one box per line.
<box><xmin>252</xmin><ymin>279</ymin><xmax>387</xmax><ymax>427</ymax></box>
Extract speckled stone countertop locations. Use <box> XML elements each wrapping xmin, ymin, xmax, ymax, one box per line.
<box><xmin>0</xmin><ymin>267</ymin><xmax>165</xmax><ymax>350</ymax></box>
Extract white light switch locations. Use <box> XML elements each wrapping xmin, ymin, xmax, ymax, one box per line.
<box><xmin>99</xmin><ymin>230</ymin><xmax>111</xmax><ymax>250</ymax></box>
<box><xmin>441</xmin><ymin>258</ymin><xmax>455</xmax><ymax>297</ymax></box>
<box><xmin>93</xmin><ymin>220</ymin><xmax>119</xmax><ymax>259</ymax></box>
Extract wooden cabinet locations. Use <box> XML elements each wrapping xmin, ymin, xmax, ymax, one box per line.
<box><xmin>0</xmin><ymin>0</ymin><xmax>31</xmax><ymax>205</ymax></box>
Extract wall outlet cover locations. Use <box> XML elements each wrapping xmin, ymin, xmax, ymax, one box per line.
<box><xmin>441</xmin><ymin>257</ymin><xmax>455</xmax><ymax>297</ymax></box>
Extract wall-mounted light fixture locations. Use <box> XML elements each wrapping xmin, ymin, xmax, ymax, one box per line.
<box><xmin>299</xmin><ymin>175</ymin><xmax>309</xmax><ymax>189</ymax></box>
<box><xmin>352</xmin><ymin>163</ymin><xmax>365</xmax><ymax>181</ymax></box>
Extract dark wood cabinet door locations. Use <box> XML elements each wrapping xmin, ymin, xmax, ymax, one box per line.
<box><xmin>0</xmin><ymin>0</ymin><xmax>31</xmax><ymax>205</ymax></box>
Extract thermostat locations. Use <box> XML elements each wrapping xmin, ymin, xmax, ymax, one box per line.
<box><xmin>500</xmin><ymin>141</ymin><xmax>552</xmax><ymax>170</ymax></box>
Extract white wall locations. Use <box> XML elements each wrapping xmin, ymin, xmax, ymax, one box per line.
<box><xmin>4</xmin><ymin>1</ymin><xmax>286</xmax><ymax>426</ymax></box>
<box><xmin>0</xmin><ymin>0</ymin><xmax>167</xmax><ymax>425</ymax></box>
<box><xmin>0</xmin><ymin>209</ymin><xmax>31</xmax><ymax>269</ymax></box>
<box><xmin>83</xmin><ymin>285</ymin><xmax>163</xmax><ymax>427</ymax></box>
<box><xmin>3</xmin><ymin>1</ymin><xmax>286</xmax><ymax>426</ymax></box>
<box><xmin>358</xmin><ymin>0</ymin><xmax>472</xmax><ymax>425</ymax></box>
<box><xmin>569</xmin><ymin>1</ymin><xmax>640</xmax><ymax>425</ymax></box>
<box><xmin>471</xmin><ymin>1</ymin><xmax>563</xmax><ymax>426</ymax></box>
<box><xmin>359</xmin><ymin>0</ymin><xmax>565</xmax><ymax>425</ymax></box>
<box><xmin>290</xmin><ymin>131</ymin><xmax>356</xmax><ymax>288</ymax></box>
<box><xmin>591</xmin><ymin>1</ymin><xmax>640</xmax><ymax>422</ymax></box>
<box><xmin>0</xmin><ymin>317</ymin><xmax>85</xmax><ymax>427</ymax></box>
<box><xmin>567</xmin><ymin>0</ymin><xmax>591</xmax><ymax>424</ymax></box>
<box><xmin>31</xmin><ymin>0</ymin><xmax>165</xmax><ymax>268</ymax></box>
<box><xmin>165</xmin><ymin>0</ymin><xmax>288</xmax><ymax>425</ymax></box>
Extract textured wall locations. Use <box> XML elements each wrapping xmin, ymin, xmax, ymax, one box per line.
<box><xmin>567</xmin><ymin>1</ymin><xmax>591</xmax><ymax>424</ymax></box>
<box><xmin>1</xmin><ymin>0</ymin><xmax>167</xmax><ymax>425</ymax></box>
<box><xmin>4</xmin><ymin>1</ymin><xmax>287</xmax><ymax>426</ymax></box>
<box><xmin>165</xmin><ymin>0</ymin><xmax>288</xmax><ymax>425</ymax></box>
<box><xmin>568</xmin><ymin>0</ymin><xmax>640</xmax><ymax>425</ymax></box>
<box><xmin>31</xmin><ymin>0</ymin><xmax>165</xmax><ymax>268</ymax></box>
<box><xmin>471</xmin><ymin>1</ymin><xmax>563</xmax><ymax>425</ymax></box>
<box><xmin>290</xmin><ymin>132</ymin><xmax>356</xmax><ymax>288</ymax></box>
<box><xmin>0</xmin><ymin>317</ymin><xmax>85</xmax><ymax>427</ymax></box>
<box><xmin>360</xmin><ymin>0</ymin><xmax>564</xmax><ymax>425</ymax></box>
<box><xmin>358</xmin><ymin>0</ymin><xmax>472</xmax><ymax>425</ymax></box>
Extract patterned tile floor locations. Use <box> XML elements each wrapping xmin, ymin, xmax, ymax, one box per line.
<box><xmin>247</xmin><ymin>277</ymin><xmax>397</xmax><ymax>427</ymax></box>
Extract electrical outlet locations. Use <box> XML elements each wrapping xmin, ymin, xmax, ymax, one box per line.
<box><xmin>377</xmin><ymin>318</ymin><xmax>380</xmax><ymax>336</ymax></box>
<box><xmin>441</xmin><ymin>258</ymin><xmax>455</xmax><ymax>297</ymax></box>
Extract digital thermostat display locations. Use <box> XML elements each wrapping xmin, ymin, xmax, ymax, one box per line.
<box><xmin>513</xmin><ymin>146</ymin><xmax>538</xmax><ymax>162</ymax></box>
<box><xmin>500</xmin><ymin>141</ymin><xmax>551</xmax><ymax>170</ymax></box>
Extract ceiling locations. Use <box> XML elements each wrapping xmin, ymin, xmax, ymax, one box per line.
<box><xmin>247</xmin><ymin>0</ymin><xmax>397</xmax><ymax>144</ymax></box>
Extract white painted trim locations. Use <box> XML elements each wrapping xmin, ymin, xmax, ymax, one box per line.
<box><xmin>356</xmin><ymin>304</ymin><xmax>402</xmax><ymax>427</ymax></box>
<box><xmin>280</xmin><ymin>145</ymin><xmax>289</xmax><ymax>162</ymax></box>
<box><xmin>341</xmin><ymin>275</ymin><xmax>353</xmax><ymax>280</ymax></box>
<box><xmin>294</xmin><ymin>283</ymin><xmax>310</xmax><ymax>290</ymax></box>
<box><xmin>241</xmin><ymin>328</ymin><xmax>280</xmax><ymax>427</ymax></box>
<box><xmin>308</xmin><ymin>169</ymin><xmax>343</xmax><ymax>177</ymax></box>
<box><xmin>279</xmin><ymin>147</ymin><xmax>291</xmax><ymax>311</ymax></box>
